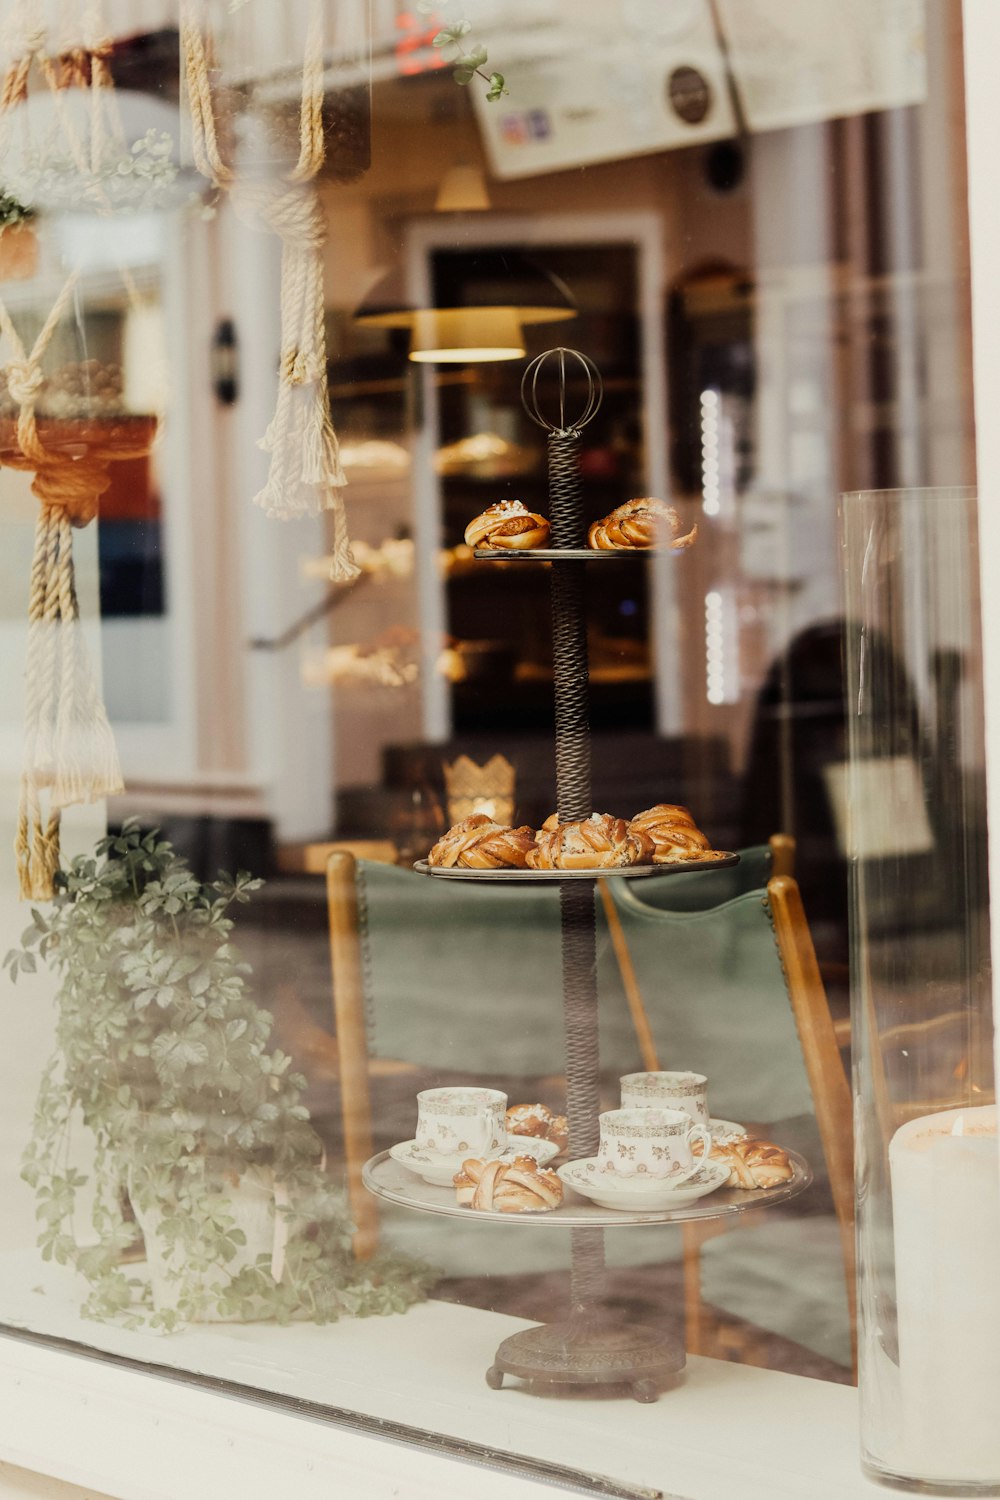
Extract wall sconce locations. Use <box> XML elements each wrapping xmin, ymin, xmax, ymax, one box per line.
<box><xmin>211</xmin><ymin>318</ymin><xmax>239</xmax><ymax>405</ymax></box>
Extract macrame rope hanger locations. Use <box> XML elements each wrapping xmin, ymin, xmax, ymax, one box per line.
<box><xmin>0</xmin><ymin>271</ymin><xmax>130</xmax><ymax>900</ymax></box>
<box><xmin>181</xmin><ymin>0</ymin><xmax>358</xmax><ymax>582</ymax></box>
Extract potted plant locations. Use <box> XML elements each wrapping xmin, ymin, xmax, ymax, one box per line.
<box><xmin>5</xmin><ymin>821</ymin><xmax>431</xmax><ymax>1331</ymax></box>
<box><xmin>0</xmin><ymin>193</ymin><xmax>37</xmax><ymax>282</ymax></box>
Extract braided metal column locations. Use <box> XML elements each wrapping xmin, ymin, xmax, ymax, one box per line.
<box><xmin>488</xmin><ymin>349</ymin><xmax>683</xmax><ymax>1398</ymax></box>
<box><xmin>542</xmin><ymin>371</ymin><xmax>604</xmax><ymax>1310</ymax></box>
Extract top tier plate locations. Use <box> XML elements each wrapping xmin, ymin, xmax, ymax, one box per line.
<box><xmin>473</xmin><ymin>548</ymin><xmax>672</xmax><ymax>561</ymax></box>
<box><xmin>413</xmin><ymin>854</ymin><xmax>739</xmax><ymax>882</ymax></box>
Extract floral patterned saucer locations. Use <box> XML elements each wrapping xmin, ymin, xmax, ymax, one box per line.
<box><xmin>558</xmin><ymin>1156</ymin><xmax>729</xmax><ymax>1211</ymax></box>
<box><xmin>390</xmin><ymin>1137</ymin><xmax>560</xmax><ymax>1188</ymax></box>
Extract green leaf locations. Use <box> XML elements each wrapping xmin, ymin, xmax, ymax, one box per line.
<box><xmin>453</xmin><ymin>66</ymin><xmax>474</xmax><ymax>84</ymax></box>
<box><xmin>486</xmin><ymin>72</ymin><xmax>507</xmax><ymax>101</ymax></box>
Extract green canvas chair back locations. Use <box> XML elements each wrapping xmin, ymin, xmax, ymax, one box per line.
<box><xmin>354</xmin><ymin>846</ymin><xmax>815</xmax><ymax>1157</ymax></box>
<box><xmin>602</xmin><ymin>859</ymin><xmax>818</xmax><ymax>1156</ymax></box>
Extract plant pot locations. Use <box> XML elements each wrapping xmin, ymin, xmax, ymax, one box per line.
<box><xmin>0</xmin><ymin>221</ymin><xmax>38</xmax><ymax>282</ymax></box>
<box><xmin>128</xmin><ymin>1164</ymin><xmax>281</xmax><ymax>1322</ymax></box>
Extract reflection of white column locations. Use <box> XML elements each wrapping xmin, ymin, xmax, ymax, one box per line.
<box><xmin>889</xmin><ymin>1105</ymin><xmax>1000</xmax><ymax>1483</ymax></box>
<box><xmin>231</xmin><ymin>203</ymin><xmax>334</xmax><ymax>841</ymax></box>
<box><xmin>406</xmin><ymin>235</ymin><xmax>450</xmax><ymax>744</ymax></box>
<box><xmin>751</xmin><ymin>125</ymin><xmax>840</xmax><ymax>644</ymax></box>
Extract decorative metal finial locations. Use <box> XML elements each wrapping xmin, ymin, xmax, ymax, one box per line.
<box><xmin>521</xmin><ymin>347</ymin><xmax>603</xmax><ymax>435</ymax></box>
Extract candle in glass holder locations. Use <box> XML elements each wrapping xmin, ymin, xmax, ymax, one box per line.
<box><xmin>889</xmin><ymin>1104</ymin><xmax>1000</xmax><ymax>1484</ymax></box>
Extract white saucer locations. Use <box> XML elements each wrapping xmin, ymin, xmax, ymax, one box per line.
<box><xmin>558</xmin><ymin>1156</ymin><xmax>730</xmax><ymax>1211</ymax></box>
<box><xmin>390</xmin><ymin>1137</ymin><xmax>560</xmax><ymax>1188</ymax></box>
<box><xmin>709</xmin><ymin>1118</ymin><xmax>747</xmax><ymax>1145</ymax></box>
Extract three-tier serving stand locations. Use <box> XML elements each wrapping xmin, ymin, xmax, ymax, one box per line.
<box><xmin>363</xmin><ymin>349</ymin><xmax>810</xmax><ymax>1401</ymax></box>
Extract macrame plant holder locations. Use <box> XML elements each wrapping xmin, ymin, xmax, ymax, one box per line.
<box><xmin>0</xmin><ymin>1</ymin><xmax>178</xmax><ymax>214</ymax></box>
<box><xmin>181</xmin><ymin>0</ymin><xmax>358</xmax><ymax>581</ymax></box>
<box><xmin>0</xmin><ymin>4</ymin><xmax>166</xmax><ymax>898</ymax></box>
<box><xmin>0</xmin><ymin>273</ymin><xmax>156</xmax><ymax>899</ymax></box>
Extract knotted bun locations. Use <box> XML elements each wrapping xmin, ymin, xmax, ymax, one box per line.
<box><xmin>506</xmin><ymin>1103</ymin><xmax>569</xmax><ymax>1153</ymax></box>
<box><xmin>704</xmin><ymin>1139</ymin><xmax>795</xmax><ymax>1190</ymax></box>
<box><xmin>527</xmin><ymin>813</ymin><xmax>652</xmax><ymax>870</ymax></box>
<box><xmin>454</xmin><ymin>1155</ymin><xmax>564</xmax><ymax>1212</ymax></box>
<box><xmin>427</xmin><ymin>815</ymin><xmax>537</xmax><ymax>870</ymax></box>
<box><xmin>465</xmin><ymin>501</ymin><xmax>550</xmax><ymax>551</ymax></box>
<box><xmin>588</xmin><ymin>498</ymin><xmax>697</xmax><ymax>551</ymax></box>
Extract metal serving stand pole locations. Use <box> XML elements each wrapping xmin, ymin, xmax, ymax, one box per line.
<box><xmin>486</xmin><ymin>350</ymin><xmax>684</xmax><ymax>1400</ymax></box>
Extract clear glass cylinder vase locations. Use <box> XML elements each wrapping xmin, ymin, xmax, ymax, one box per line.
<box><xmin>842</xmin><ymin>488</ymin><xmax>998</xmax><ymax>1494</ymax></box>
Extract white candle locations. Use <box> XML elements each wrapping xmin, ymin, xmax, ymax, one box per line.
<box><xmin>889</xmin><ymin>1104</ymin><xmax>1000</xmax><ymax>1483</ymax></box>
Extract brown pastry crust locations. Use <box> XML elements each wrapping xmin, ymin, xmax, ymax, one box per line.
<box><xmin>454</xmin><ymin>1155</ymin><xmax>564</xmax><ymax>1212</ymax></box>
<box><xmin>427</xmin><ymin>815</ymin><xmax>537</xmax><ymax>870</ymax></box>
<box><xmin>587</xmin><ymin>498</ymin><xmax>697</xmax><ymax>551</ymax></box>
<box><xmin>703</xmin><ymin>1139</ymin><xmax>795</xmax><ymax>1190</ymax></box>
<box><xmin>527</xmin><ymin>813</ymin><xmax>653</xmax><ymax>870</ymax></box>
<box><xmin>628</xmin><ymin>803</ymin><xmax>722</xmax><ymax>864</ymax></box>
<box><xmin>465</xmin><ymin>501</ymin><xmax>550</xmax><ymax>551</ymax></box>
<box><xmin>506</xmin><ymin>1103</ymin><xmax>570</xmax><ymax>1153</ymax></box>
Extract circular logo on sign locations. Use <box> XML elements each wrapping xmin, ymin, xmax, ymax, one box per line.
<box><xmin>668</xmin><ymin>65</ymin><xmax>712</xmax><ymax>125</ymax></box>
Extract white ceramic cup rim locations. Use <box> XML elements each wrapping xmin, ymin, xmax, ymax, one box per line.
<box><xmin>600</xmin><ymin>1106</ymin><xmax>695</xmax><ymax>1135</ymax></box>
<box><xmin>416</xmin><ymin>1087</ymin><xmax>506</xmax><ymax>1116</ymax></box>
<box><xmin>620</xmin><ymin>1071</ymin><xmax>707</xmax><ymax>1096</ymax></box>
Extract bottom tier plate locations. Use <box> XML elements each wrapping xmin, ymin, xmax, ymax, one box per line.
<box><xmin>362</xmin><ymin>1148</ymin><xmax>811</xmax><ymax>1228</ymax></box>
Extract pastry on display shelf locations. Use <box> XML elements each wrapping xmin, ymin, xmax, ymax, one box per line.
<box><xmin>527</xmin><ymin>813</ymin><xmax>652</xmax><ymax>870</ymax></box>
<box><xmin>701</xmin><ymin>1139</ymin><xmax>795</xmax><ymax>1190</ymax></box>
<box><xmin>587</xmin><ymin>497</ymin><xmax>697</xmax><ymax>551</ymax></box>
<box><xmin>628</xmin><ymin>803</ymin><xmax>722</xmax><ymax>864</ymax></box>
<box><xmin>507</xmin><ymin>1102</ymin><xmax>569</xmax><ymax>1153</ymax></box>
<box><xmin>464</xmin><ymin>500</ymin><xmax>551</xmax><ymax>550</ymax></box>
<box><xmin>454</xmin><ymin>1155</ymin><xmax>564</xmax><ymax>1212</ymax></box>
<box><xmin>427</xmin><ymin>814</ymin><xmax>537</xmax><ymax>870</ymax></box>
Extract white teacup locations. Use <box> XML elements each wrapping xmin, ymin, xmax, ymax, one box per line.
<box><xmin>597</xmin><ymin>1106</ymin><xmax>712</xmax><ymax>1183</ymax></box>
<box><xmin>620</xmin><ymin>1070</ymin><xmax>709</xmax><ymax>1125</ymax></box>
<box><xmin>415</xmin><ymin>1087</ymin><xmax>507</xmax><ymax>1161</ymax></box>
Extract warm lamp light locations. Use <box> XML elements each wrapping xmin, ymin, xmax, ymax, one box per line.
<box><xmin>408</xmin><ymin>307</ymin><xmax>525</xmax><ymax>363</ymax></box>
<box><xmin>354</xmin><ymin>250</ymin><xmax>576</xmax><ymax>365</ymax></box>
<box><xmin>435</xmin><ymin>162</ymin><xmax>491</xmax><ymax>213</ymax></box>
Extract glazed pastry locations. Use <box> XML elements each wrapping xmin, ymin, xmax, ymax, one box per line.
<box><xmin>527</xmin><ymin>813</ymin><xmax>653</xmax><ymax>870</ymax></box>
<box><xmin>427</xmin><ymin>815</ymin><xmax>537</xmax><ymax>870</ymax></box>
<box><xmin>464</xmin><ymin>501</ymin><xmax>550</xmax><ymax>551</ymax></box>
<box><xmin>705</xmin><ymin>1139</ymin><xmax>795</xmax><ymax>1190</ymax></box>
<box><xmin>506</xmin><ymin>1103</ymin><xmax>569</xmax><ymax>1153</ymax></box>
<box><xmin>629</xmin><ymin>804</ymin><xmax>725</xmax><ymax>864</ymax></box>
<box><xmin>454</xmin><ymin>1155</ymin><xmax>564</xmax><ymax>1212</ymax></box>
<box><xmin>588</xmin><ymin>498</ymin><xmax>697</xmax><ymax>552</ymax></box>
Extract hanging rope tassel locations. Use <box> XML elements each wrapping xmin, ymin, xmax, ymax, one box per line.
<box><xmin>0</xmin><ymin>273</ymin><xmax>124</xmax><ymax>899</ymax></box>
<box><xmin>182</xmin><ymin>0</ymin><xmax>358</xmax><ymax>581</ymax></box>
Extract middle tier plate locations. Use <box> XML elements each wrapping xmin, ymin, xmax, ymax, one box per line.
<box><xmin>413</xmin><ymin>853</ymin><xmax>739</xmax><ymax>882</ymax></box>
<box><xmin>363</xmin><ymin>1149</ymin><xmax>811</xmax><ymax>1228</ymax></box>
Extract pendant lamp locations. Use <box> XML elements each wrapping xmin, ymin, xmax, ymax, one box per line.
<box><xmin>354</xmin><ymin>249</ymin><xmax>576</xmax><ymax>364</ymax></box>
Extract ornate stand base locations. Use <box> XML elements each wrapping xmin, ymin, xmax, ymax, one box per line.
<box><xmin>486</xmin><ymin>1314</ymin><xmax>685</xmax><ymax>1403</ymax></box>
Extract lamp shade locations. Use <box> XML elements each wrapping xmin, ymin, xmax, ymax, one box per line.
<box><xmin>434</xmin><ymin>162</ymin><xmax>491</xmax><ymax>213</ymax></box>
<box><xmin>354</xmin><ymin>249</ymin><xmax>576</xmax><ymax>363</ymax></box>
<box><xmin>409</xmin><ymin>307</ymin><xmax>525</xmax><ymax>364</ymax></box>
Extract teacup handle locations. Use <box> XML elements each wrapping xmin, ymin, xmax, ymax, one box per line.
<box><xmin>675</xmin><ymin>1123</ymin><xmax>713</xmax><ymax>1184</ymax></box>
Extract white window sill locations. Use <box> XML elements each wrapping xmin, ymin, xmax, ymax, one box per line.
<box><xmin>0</xmin><ymin>1257</ymin><xmax>884</xmax><ymax>1500</ymax></box>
